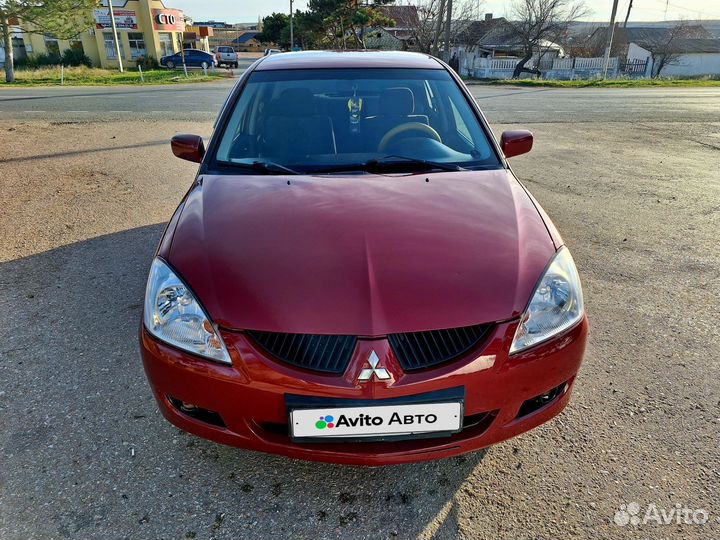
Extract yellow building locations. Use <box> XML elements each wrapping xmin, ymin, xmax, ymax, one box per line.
<box><xmin>23</xmin><ymin>0</ymin><xmax>185</xmax><ymax>68</ymax></box>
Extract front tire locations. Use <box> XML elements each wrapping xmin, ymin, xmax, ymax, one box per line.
<box><xmin>166</xmin><ymin>60</ymin><xmax>175</xmax><ymax>69</ymax></box>
<box><xmin>201</xmin><ymin>61</ymin><xmax>209</xmax><ymax>70</ymax></box>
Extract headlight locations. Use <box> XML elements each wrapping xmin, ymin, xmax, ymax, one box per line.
<box><xmin>510</xmin><ymin>247</ymin><xmax>584</xmax><ymax>354</ymax></box>
<box><xmin>143</xmin><ymin>258</ymin><xmax>231</xmax><ymax>364</ymax></box>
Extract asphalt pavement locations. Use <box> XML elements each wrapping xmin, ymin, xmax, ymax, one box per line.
<box><xmin>1</xmin><ymin>79</ymin><xmax>719</xmax><ymax>124</ymax></box>
<box><xmin>0</xmin><ymin>81</ymin><xmax>719</xmax><ymax>539</ymax></box>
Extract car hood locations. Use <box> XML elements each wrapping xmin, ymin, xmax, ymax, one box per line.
<box><xmin>166</xmin><ymin>170</ymin><xmax>556</xmax><ymax>336</ymax></box>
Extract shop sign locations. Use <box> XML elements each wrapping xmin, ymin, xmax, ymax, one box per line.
<box><xmin>152</xmin><ymin>9</ymin><xmax>185</xmax><ymax>32</ymax></box>
<box><xmin>94</xmin><ymin>9</ymin><xmax>139</xmax><ymax>31</ymax></box>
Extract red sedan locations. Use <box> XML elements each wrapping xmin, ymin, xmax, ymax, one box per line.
<box><xmin>140</xmin><ymin>51</ymin><xmax>588</xmax><ymax>465</ymax></box>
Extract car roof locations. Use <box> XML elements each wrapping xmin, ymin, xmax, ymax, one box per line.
<box><xmin>254</xmin><ymin>50</ymin><xmax>444</xmax><ymax>71</ymax></box>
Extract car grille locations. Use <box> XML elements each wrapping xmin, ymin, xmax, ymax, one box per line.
<box><xmin>247</xmin><ymin>331</ymin><xmax>357</xmax><ymax>375</ymax></box>
<box><xmin>247</xmin><ymin>324</ymin><xmax>492</xmax><ymax>375</ymax></box>
<box><xmin>388</xmin><ymin>324</ymin><xmax>492</xmax><ymax>372</ymax></box>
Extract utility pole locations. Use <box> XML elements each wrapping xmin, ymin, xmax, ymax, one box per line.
<box><xmin>289</xmin><ymin>0</ymin><xmax>294</xmax><ymax>50</ymax></box>
<box><xmin>623</xmin><ymin>0</ymin><xmax>633</xmax><ymax>28</ymax></box>
<box><xmin>108</xmin><ymin>0</ymin><xmax>124</xmax><ymax>72</ymax></box>
<box><xmin>433</xmin><ymin>0</ymin><xmax>446</xmax><ymax>57</ymax></box>
<box><xmin>444</xmin><ymin>0</ymin><xmax>453</xmax><ymax>62</ymax></box>
<box><xmin>602</xmin><ymin>0</ymin><xmax>619</xmax><ymax>79</ymax></box>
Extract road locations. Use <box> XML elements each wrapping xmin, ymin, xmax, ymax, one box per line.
<box><xmin>1</xmin><ymin>80</ymin><xmax>719</xmax><ymax>124</ymax></box>
<box><xmin>0</xmin><ymin>82</ymin><xmax>719</xmax><ymax>540</ymax></box>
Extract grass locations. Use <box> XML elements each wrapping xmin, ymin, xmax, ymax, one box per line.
<box><xmin>0</xmin><ymin>65</ymin><xmax>227</xmax><ymax>86</ymax></box>
<box><xmin>468</xmin><ymin>77</ymin><xmax>720</xmax><ymax>88</ymax></box>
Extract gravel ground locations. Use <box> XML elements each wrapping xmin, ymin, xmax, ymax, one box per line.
<box><xmin>0</xmin><ymin>113</ymin><xmax>719</xmax><ymax>539</ymax></box>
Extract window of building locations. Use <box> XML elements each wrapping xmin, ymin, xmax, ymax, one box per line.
<box><xmin>159</xmin><ymin>33</ymin><xmax>174</xmax><ymax>57</ymax></box>
<box><xmin>128</xmin><ymin>33</ymin><xmax>146</xmax><ymax>59</ymax></box>
<box><xmin>44</xmin><ymin>36</ymin><xmax>60</xmax><ymax>57</ymax></box>
<box><xmin>103</xmin><ymin>32</ymin><xmax>125</xmax><ymax>59</ymax></box>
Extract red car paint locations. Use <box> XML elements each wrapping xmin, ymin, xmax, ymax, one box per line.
<box><xmin>167</xmin><ymin>171</ymin><xmax>555</xmax><ymax>336</ymax></box>
<box><xmin>140</xmin><ymin>51</ymin><xmax>588</xmax><ymax>465</ymax></box>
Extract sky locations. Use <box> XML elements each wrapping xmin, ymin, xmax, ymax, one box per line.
<box><xmin>170</xmin><ymin>0</ymin><xmax>720</xmax><ymax>24</ymax></box>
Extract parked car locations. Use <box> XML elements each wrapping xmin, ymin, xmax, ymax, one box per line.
<box><xmin>141</xmin><ymin>51</ymin><xmax>588</xmax><ymax>465</ymax></box>
<box><xmin>214</xmin><ymin>46</ymin><xmax>238</xmax><ymax>68</ymax></box>
<box><xmin>160</xmin><ymin>49</ymin><xmax>216</xmax><ymax>70</ymax></box>
<box><xmin>263</xmin><ymin>48</ymin><xmax>281</xmax><ymax>56</ymax></box>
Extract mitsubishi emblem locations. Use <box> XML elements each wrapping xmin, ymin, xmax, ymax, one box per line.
<box><xmin>357</xmin><ymin>351</ymin><xmax>391</xmax><ymax>381</ymax></box>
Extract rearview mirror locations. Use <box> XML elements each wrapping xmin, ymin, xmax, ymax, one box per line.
<box><xmin>501</xmin><ymin>130</ymin><xmax>533</xmax><ymax>158</ymax></box>
<box><xmin>171</xmin><ymin>134</ymin><xmax>205</xmax><ymax>163</ymax></box>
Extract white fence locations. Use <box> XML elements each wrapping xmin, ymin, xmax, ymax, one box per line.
<box><xmin>457</xmin><ymin>53</ymin><xmax>642</xmax><ymax>80</ymax></box>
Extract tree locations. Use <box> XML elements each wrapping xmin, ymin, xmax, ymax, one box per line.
<box><xmin>641</xmin><ymin>23</ymin><xmax>692</xmax><ymax>78</ymax></box>
<box><xmin>257</xmin><ymin>12</ymin><xmax>290</xmax><ymax>48</ymax></box>
<box><xmin>409</xmin><ymin>0</ymin><xmax>478</xmax><ymax>56</ymax></box>
<box><xmin>507</xmin><ymin>0</ymin><xmax>587</xmax><ymax>78</ymax></box>
<box><xmin>1</xmin><ymin>0</ymin><xmax>97</xmax><ymax>83</ymax></box>
<box><xmin>311</xmin><ymin>0</ymin><xmax>394</xmax><ymax>49</ymax></box>
<box><xmin>259</xmin><ymin>1</ymin><xmax>394</xmax><ymax>50</ymax></box>
<box><xmin>560</xmin><ymin>23</ymin><xmax>605</xmax><ymax>57</ymax></box>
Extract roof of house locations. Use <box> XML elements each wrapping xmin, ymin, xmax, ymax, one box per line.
<box><xmin>659</xmin><ymin>38</ymin><xmax>720</xmax><ymax>53</ymax></box>
<box><xmin>233</xmin><ymin>31</ymin><xmax>260</xmax><ymax>44</ymax></box>
<box><xmin>591</xmin><ymin>25</ymin><xmax>713</xmax><ymax>46</ymax></box>
<box><xmin>457</xmin><ymin>17</ymin><xmax>564</xmax><ymax>52</ymax></box>
<box><xmin>377</xmin><ymin>5</ymin><xmax>419</xmax><ymax>29</ymax></box>
<box><xmin>457</xmin><ymin>17</ymin><xmax>521</xmax><ymax>48</ymax></box>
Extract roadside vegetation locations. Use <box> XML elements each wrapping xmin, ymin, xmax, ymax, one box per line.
<box><xmin>0</xmin><ymin>66</ymin><xmax>226</xmax><ymax>86</ymax></box>
<box><xmin>474</xmin><ymin>77</ymin><xmax>720</xmax><ymax>88</ymax></box>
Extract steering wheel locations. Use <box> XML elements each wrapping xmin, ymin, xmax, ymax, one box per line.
<box><xmin>378</xmin><ymin>122</ymin><xmax>442</xmax><ymax>153</ymax></box>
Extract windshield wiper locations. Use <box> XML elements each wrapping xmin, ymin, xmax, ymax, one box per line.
<box><xmin>366</xmin><ymin>155</ymin><xmax>468</xmax><ymax>172</ymax></box>
<box><xmin>312</xmin><ymin>155</ymin><xmax>468</xmax><ymax>174</ymax></box>
<box><xmin>221</xmin><ymin>160</ymin><xmax>302</xmax><ymax>175</ymax></box>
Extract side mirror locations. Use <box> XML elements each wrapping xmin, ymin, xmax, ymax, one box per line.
<box><xmin>171</xmin><ymin>134</ymin><xmax>205</xmax><ymax>163</ymax></box>
<box><xmin>500</xmin><ymin>130</ymin><xmax>533</xmax><ymax>158</ymax></box>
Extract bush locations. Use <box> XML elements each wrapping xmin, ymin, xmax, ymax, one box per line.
<box><xmin>15</xmin><ymin>49</ymin><xmax>90</xmax><ymax>69</ymax></box>
<box><xmin>61</xmin><ymin>48</ymin><xmax>92</xmax><ymax>67</ymax></box>
<box><xmin>20</xmin><ymin>52</ymin><xmax>62</xmax><ymax>68</ymax></box>
<box><xmin>135</xmin><ymin>55</ymin><xmax>159</xmax><ymax>70</ymax></box>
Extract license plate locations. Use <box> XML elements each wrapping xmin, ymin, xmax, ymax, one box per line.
<box><xmin>290</xmin><ymin>402</ymin><xmax>462</xmax><ymax>439</ymax></box>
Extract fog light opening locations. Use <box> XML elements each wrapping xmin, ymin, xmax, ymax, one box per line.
<box><xmin>168</xmin><ymin>396</ymin><xmax>226</xmax><ymax>428</ymax></box>
<box><xmin>179</xmin><ymin>402</ymin><xmax>198</xmax><ymax>413</ymax></box>
<box><xmin>516</xmin><ymin>382</ymin><xmax>568</xmax><ymax>419</ymax></box>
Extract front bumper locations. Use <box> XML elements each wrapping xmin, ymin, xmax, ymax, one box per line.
<box><xmin>140</xmin><ymin>317</ymin><xmax>588</xmax><ymax>465</ymax></box>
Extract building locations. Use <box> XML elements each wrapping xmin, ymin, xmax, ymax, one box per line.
<box><xmin>231</xmin><ymin>31</ymin><xmax>262</xmax><ymax>52</ymax></box>
<box><xmin>193</xmin><ymin>20</ymin><xmax>233</xmax><ymax>29</ymax></box>
<box><xmin>365</xmin><ymin>28</ymin><xmax>408</xmax><ymax>51</ymax></box>
<box><xmin>366</xmin><ymin>5</ymin><xmax>419</xmax><ymax>51</ymax></box>
<box><xmin>456</xmin><ymin>15</ymin><xmax>563</xmax><ymax>58</ymax></box>
<box><xmin>583</xmin><ymin>25</ymin><xmax>719</xmax><ymax>77</ymax></box>
<box><xmin>208</xmin><ymin>29</ymin><xmax>262</xmax><ymax>51</ymax></box>
<box><xmin>0</xmin><ymin>24</ymin><xmax>26</xmax><ymax>68</ymax></box>
<box><xmin>585</xmin><ymin>25</ymin><xmax>713</xmax><ymax>59</ymax></box>
<box><xmin>20</xmin><ymin>0</ymin><xmax>186</xmax><ymax>68</ymax></box>
<box><xmin>627</xmin><ymin>38</ymin><xmax>720</xmax><ymax>77</ymax></box>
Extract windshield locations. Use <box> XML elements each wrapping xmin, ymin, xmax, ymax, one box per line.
<box><xmin>214</xmin><ymin>68</ymin><xmax>502</xmax><ymax>173</ymax></box>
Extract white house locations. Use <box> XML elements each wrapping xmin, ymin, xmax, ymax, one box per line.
<box><xmin>627</xmin><ymin>38</ymin><xmax>720</xmax><ymax>77</ymax></box>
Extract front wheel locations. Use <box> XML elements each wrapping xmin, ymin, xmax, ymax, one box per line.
<box><xmin>166</xmin><ymin>60</ymin><xmax>175</xmax><ymax>69</ymax></box>
<box><xmin>201</xmin><ymin>61</ymin><xmax>209</xmax><ymax>70</ymax></box>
